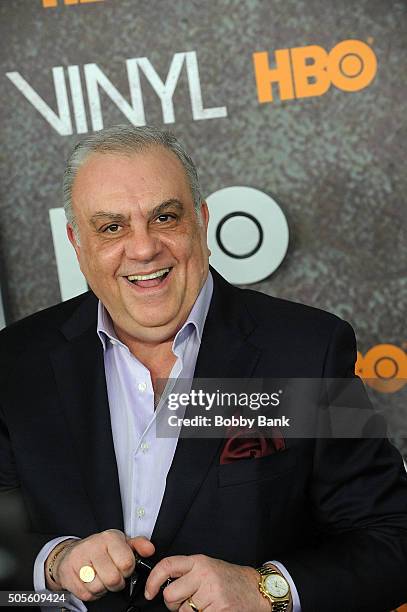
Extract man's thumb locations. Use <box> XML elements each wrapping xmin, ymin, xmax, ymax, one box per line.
<box><xmin>127</xmin><ymin>535</ymin><xmax>155</xmax><ymax>557</ymax></box>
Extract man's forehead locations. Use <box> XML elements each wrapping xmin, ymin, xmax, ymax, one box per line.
<box><xmin>75</xmin><ymin>146</ymin><xmax>188</xmax><ymax>183</ymax></box>
<box><xmin>72</xmin><ymin>147</ymin><xmax>193</xmax><ymax>210</ymax></box>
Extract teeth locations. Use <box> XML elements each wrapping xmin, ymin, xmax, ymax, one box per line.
<box><xmin>127</xmin><ymin>268</ymin><xmax>170</xmax><ymax>281</ymax></box>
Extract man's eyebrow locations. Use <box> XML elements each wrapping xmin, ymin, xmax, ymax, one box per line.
<box><xmin>89</xmin><ymin>199</ymin><xmax>185</xmax><ymax>226</ymax></box>
<box><xmin>149</xmin><ymin>199</ymin><xmax>185</xmax><ymax>219</ymax></box>
<box><xmin>89</xmin><ymin>212</ymin><xmax>129</xmax><ymax>226</ymax></box>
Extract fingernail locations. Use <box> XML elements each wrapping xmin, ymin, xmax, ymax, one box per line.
<box><xmin>144</xmin><ymin>590</ymin><xmax>151</xmax><ymax>600</ymax></box>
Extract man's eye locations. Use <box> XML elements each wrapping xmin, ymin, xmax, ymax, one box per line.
<box><xmin>156</xmin><ymin>214</ymin><xmax>175</xmax><ymax>223</ymax></box>
<box><xmin>103</xmin><ymin>224</ymin><xmax>121</xmax><ymax>233</ymax></box>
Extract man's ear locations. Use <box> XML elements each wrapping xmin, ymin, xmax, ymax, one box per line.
<box><xmin>199</xmin><ymin>201</ymin><xmax>211</xmax><ymax>257</ymax></box>
<box><xmin>66</xmin><ymin>223</ymin><xmax>80</xmax><ymax>258</ymax></box>
<box><xmin>200</xmin><ymin>201</ymin><xmax>210</xmax><ymax>230</ymax></box>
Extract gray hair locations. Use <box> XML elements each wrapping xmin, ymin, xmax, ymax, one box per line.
<box><xmin>63</xmin><ymin>124</ymin><xmax>203</xmax><ymax>239</ymax></box>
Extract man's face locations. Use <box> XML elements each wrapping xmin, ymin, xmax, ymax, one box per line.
<box><xmin>68</xmin><ymin>147</ymin><xmax>210</xmax><ymax>344</ymax></box>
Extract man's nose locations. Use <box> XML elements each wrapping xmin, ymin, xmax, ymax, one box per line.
<box><xmin>124</xmin><ymin>225</ymin><xmax>161</xmax><ymax>262</ymax></box>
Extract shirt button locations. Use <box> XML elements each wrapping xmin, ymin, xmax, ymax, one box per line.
<box><xmin>140</xmin><ymin>442</ymin><xmax>149</xmax><ymax>453</ymax></box>
<box><xmin>137</xmin><ymin>507</ymin><xmax>145</xmax><ymax>519</ymax></box>
<box><xmin>138</xmin><ymin>382</ymin><xmax>147</xmax><ymax>392</ymax></box>
<box><xmin>110</xmin><ymin>339</ymin><xmax>118</xmax><ymax>346</ymax></box>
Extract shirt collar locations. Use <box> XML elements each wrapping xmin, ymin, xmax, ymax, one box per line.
<box><xmin>97</xmin><ymin>271</ymin><xmax>213</xmax><ymax>354</ymax></box>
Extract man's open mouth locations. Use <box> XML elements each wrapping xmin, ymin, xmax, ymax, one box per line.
<box><xmin>126</xmin><ymin>267</ymin><xmax>171</xmax><ymax>288</ymax></box>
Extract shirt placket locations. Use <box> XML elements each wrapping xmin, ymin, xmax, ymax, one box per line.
<box><xmin>131</xmin><ymin>363</ymin><xmax>155</xmax><ymax>537</ymax></box>
<box><xmin>130</xmin><ymin>343</ymin><xmax>188</xmax><ymax>537</ymax></box>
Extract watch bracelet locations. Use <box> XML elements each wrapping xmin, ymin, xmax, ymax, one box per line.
<box><xmin>259</xmin><ymin>582</ymin><xmax>290</xmax><ymax>611</ymax></box>
<box><xmin>258</xmin><ymin>566</ymin><xmax>280</xmax><ymax>576</ymax></box>
<box><xmin>271</xmin><ymin>602</ymin><xmax>289</xmax><ymax>612</ymax></box>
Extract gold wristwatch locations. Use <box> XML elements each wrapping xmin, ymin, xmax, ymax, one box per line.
<box><xmin>256</xmin><ymin>565</ymin><xmax>291</xmax><ymax>611</ymax></box>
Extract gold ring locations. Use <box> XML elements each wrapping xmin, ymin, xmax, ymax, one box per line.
<box><xmin>187</xmin><ymin>598</ymin><xmax>200</xmax><ymax>612</ymax></box>
<box><xmin>79</xmin><ymin>564</ymin><xmax>96</xmax><ymax>583</ymax></box>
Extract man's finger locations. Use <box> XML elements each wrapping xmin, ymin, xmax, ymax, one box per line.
<box><xmin>144</xmin><ymin>555</ymin><xmax>195</xmax><ymax>600</ymax></box>
<box><xmin>161</xmin><ymin>573</ymin><xmax>201</xmax><ymax>610</ymax></box>
<box><xmin>91</xmin><ymin>549</ymin><xmax>126</xmax><ymax>593</ymax></box>
<box><xmin>126</xmin><ymin>535</ymin><xmax>155</xmax><ymax>559</ymax></box>
<box><xmin>179</xmin><ymin>597</ymin><xmax>204</xmax><ymax>612</ymax></box>
<box><xmin>106</xmin><ymin>537</ymin><xmax>137</xmax><ymax>578</ymax></box>
<box><xmin>67</xmin><ymin>572</ymin><xmax>107</xmax><ymax>603</ymax></box>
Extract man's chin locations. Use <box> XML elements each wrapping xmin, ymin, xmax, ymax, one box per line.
<box><xmin>118</xmin><ymin>310</ymin><xmax>184</xmax><ymax>343</ymax></box>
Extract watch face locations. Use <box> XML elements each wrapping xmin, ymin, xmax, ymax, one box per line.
<box><xmin>264</xmin><ymin>574</ymin><xmax>289</xmax><ymax>598</ymax></box>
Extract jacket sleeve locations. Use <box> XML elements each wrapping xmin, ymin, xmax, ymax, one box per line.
<box><xmin>0</xmin><ymin>408</ymin><xmax>62</xmax><ymax>591</ymax></box>
<box><xmin>278</xmin><ymin>319</ymin><xmax>407</xmax><ymax>612</ymax></box>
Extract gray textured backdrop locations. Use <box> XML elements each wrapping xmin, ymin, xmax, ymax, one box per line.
<box><xmin>0</xmin><ymin>0</ymin><xmax>406</xmax><ymax>450</ymax></box>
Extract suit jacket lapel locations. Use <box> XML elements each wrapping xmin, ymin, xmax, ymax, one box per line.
<box><xmin>50</xmin><ymin>294</ymin><xmax>124</xmax><ymax>533</ymax></box>
<box><xmin>152</xmin><ymin>270</ymin><xmax>261</xmax><ymax>554</ymax></box>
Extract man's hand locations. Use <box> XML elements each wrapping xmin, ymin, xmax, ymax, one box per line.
<box><xmin>144</xmin><ymin>554</ymin><xmax>271</xmax><ymax>611</ymax></box>
<box><xmin>45</xmin><ymin>530</ymin><xmax>155</xmax><ymax>602</ymax></box>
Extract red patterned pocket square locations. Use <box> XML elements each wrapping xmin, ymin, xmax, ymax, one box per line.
<box><xmin>220</xmin><ymin>425</ymin><xmax>285</xmax><ymax>464</ymax></box>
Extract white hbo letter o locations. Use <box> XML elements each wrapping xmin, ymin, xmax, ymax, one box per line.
<box><xmin>206</xmin><ymin>186</ymin><xmax>289</xmax><ymax>284</ymax></box>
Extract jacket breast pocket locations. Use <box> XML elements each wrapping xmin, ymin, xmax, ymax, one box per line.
<box><xmin>218</xmin><ymin>449</ymin><xmax>297</xmax><ymax>488</ymax></box>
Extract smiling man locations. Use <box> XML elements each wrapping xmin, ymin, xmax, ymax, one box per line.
<box><xmin>0</xmin><ymin>125</ymin><xmax>406</xmax><ymax>612</ymax></box>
